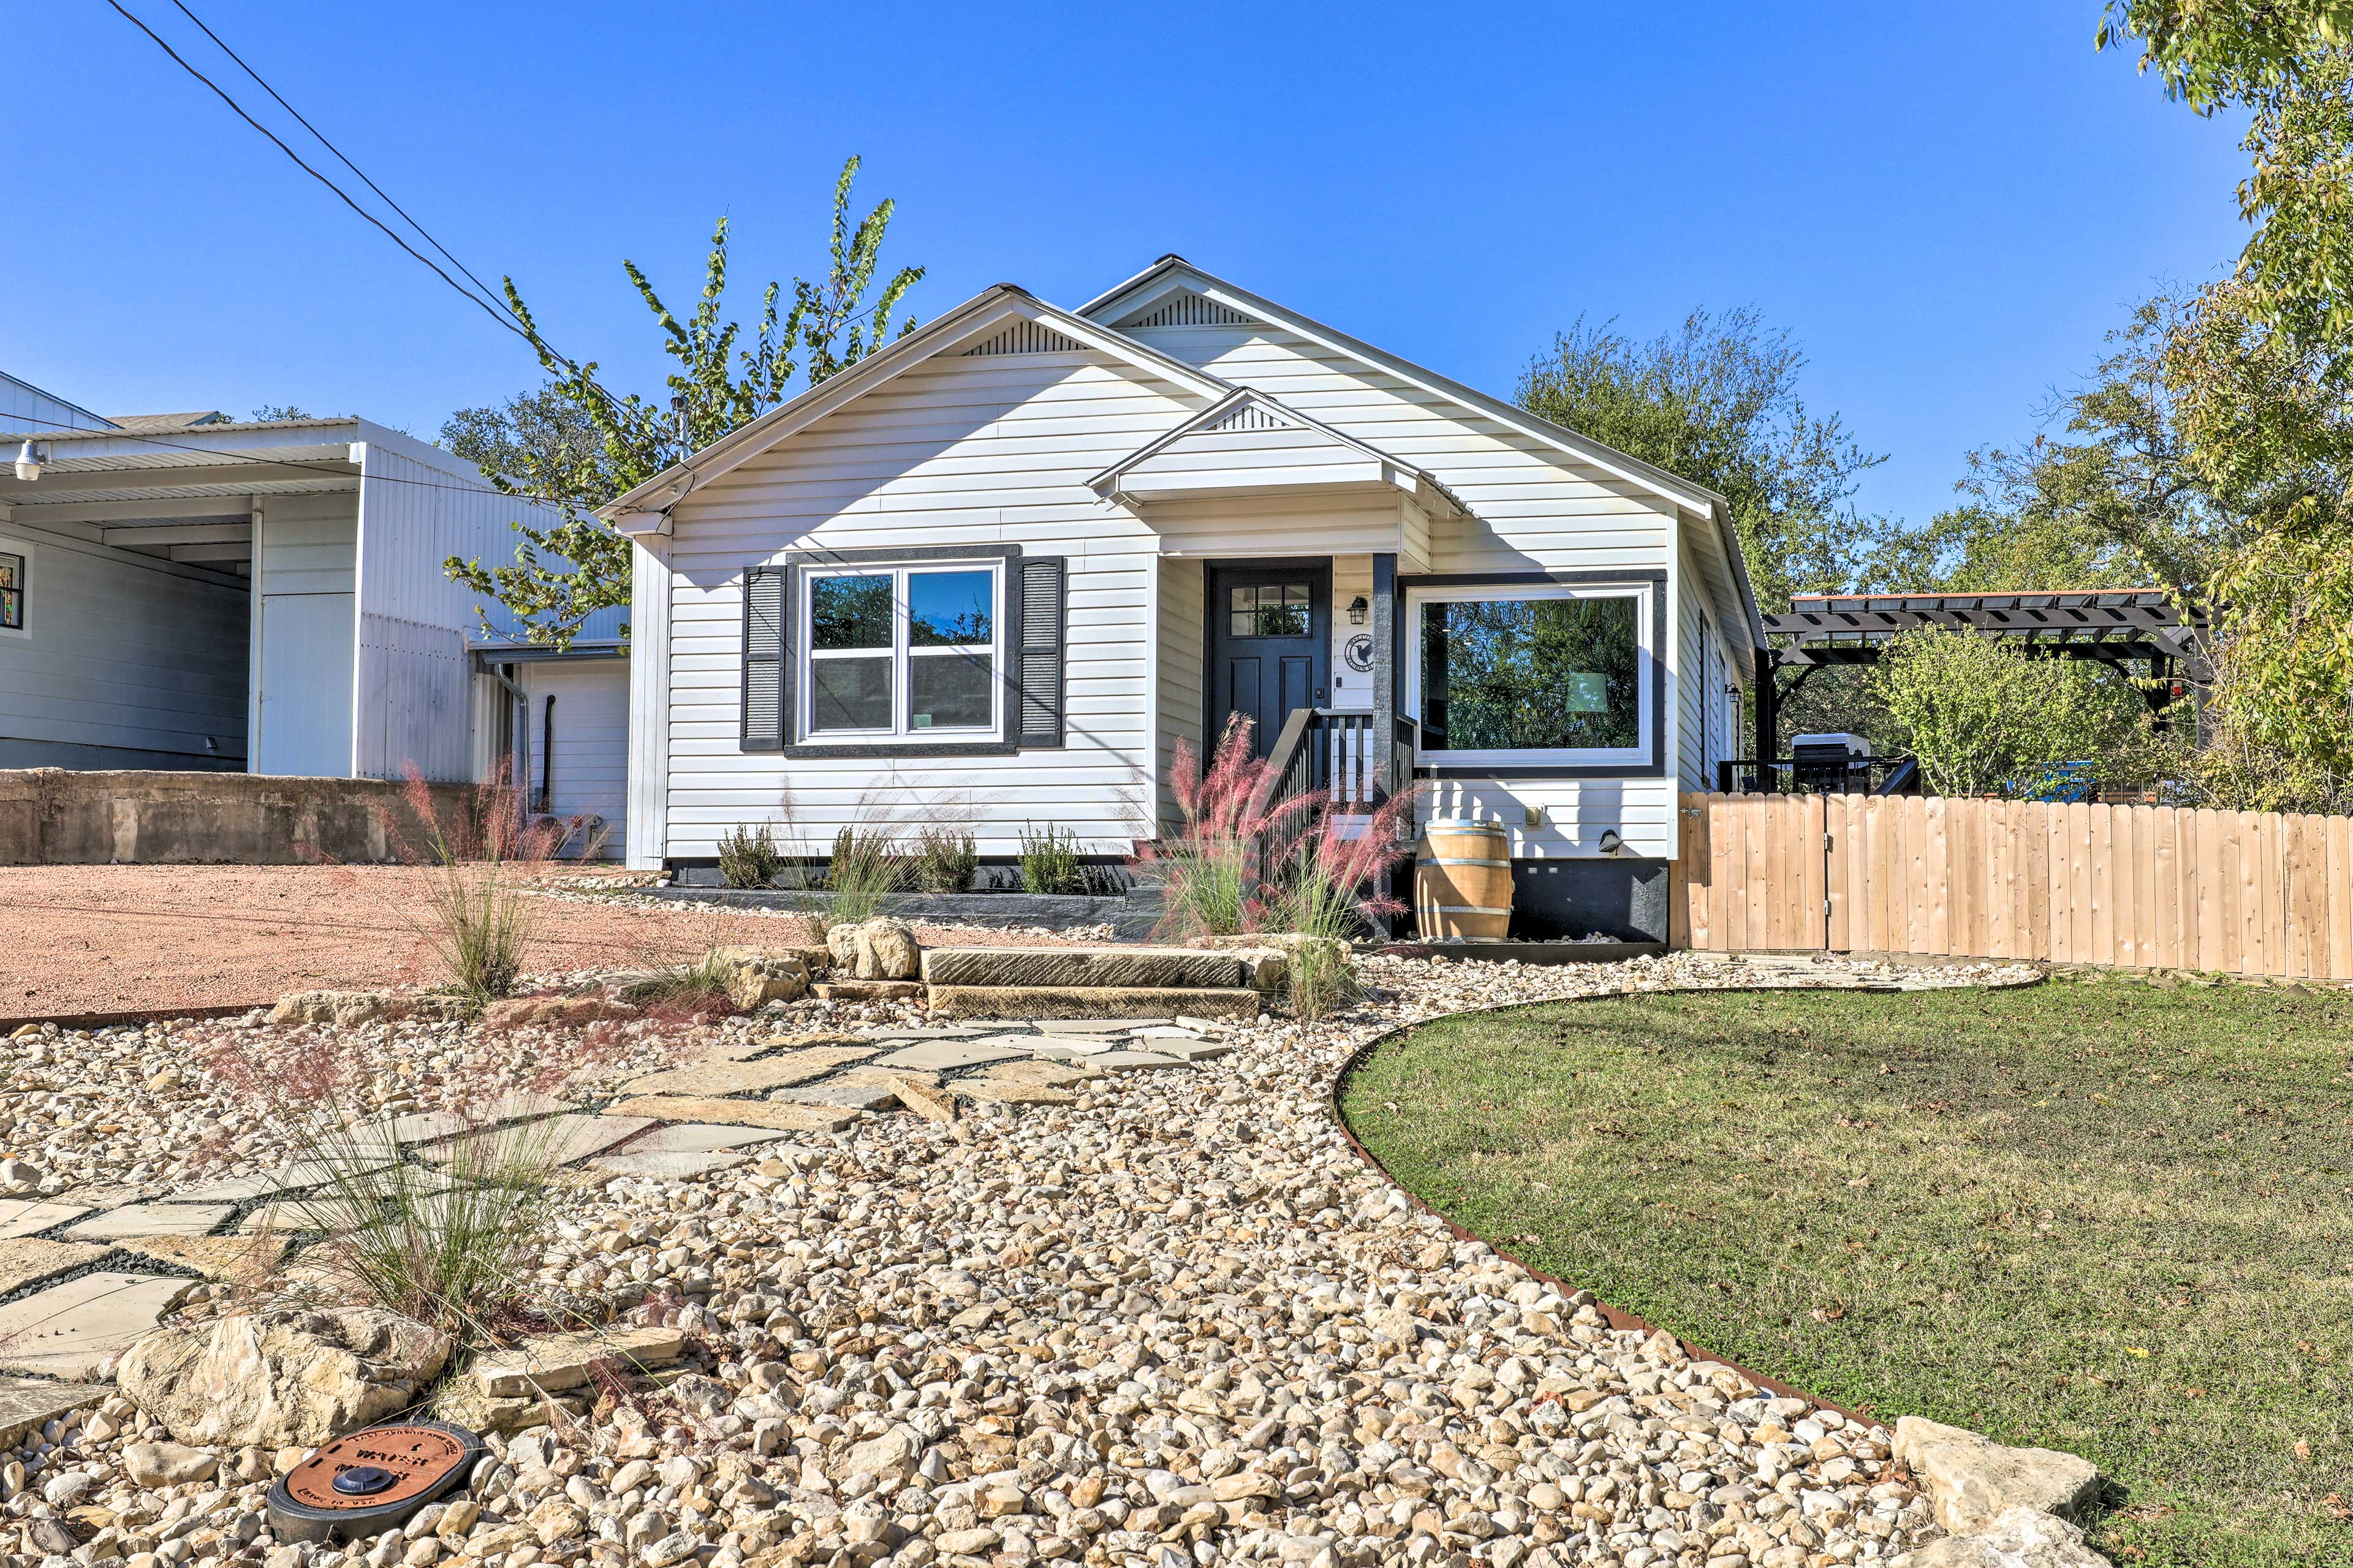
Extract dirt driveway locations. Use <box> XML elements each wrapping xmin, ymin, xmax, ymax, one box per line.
<box><xmin>0</xmin><ymin>865</ymin><xmax>794</xmax><ymax>1021</ymax></box>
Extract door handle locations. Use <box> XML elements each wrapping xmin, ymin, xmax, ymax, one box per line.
<box><xmin>1314</xmin><ymin>686</ymin><xmax>1326</xmax><ymax>699</ymax></box>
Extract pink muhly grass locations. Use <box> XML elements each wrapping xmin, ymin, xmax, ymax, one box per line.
<box><xmin>378</xmin><ymin>759</ymin><xmax>584</xmax><ymax>1000</ymax></box>
<box><xmin>1139</xmin><ymin>714</ymin><xmax>1318</xmax><ymax>937</ymax></box>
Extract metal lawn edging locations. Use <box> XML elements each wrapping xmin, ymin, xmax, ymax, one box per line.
<box><xmin>1325</xmin><ymin>985</ymin><xmax>1920</xmax><ymax>1428</ymax></box>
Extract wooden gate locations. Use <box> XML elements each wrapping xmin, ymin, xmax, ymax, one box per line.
<box><xmin>1671</xmin><ymin>792</ymin><xmax>2353</xmax><ymax>979</ymax></box>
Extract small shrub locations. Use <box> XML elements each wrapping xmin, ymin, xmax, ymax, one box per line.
<box><xmin>1017</xmin><ymin>823</ymin><xmax>1086</xmax><ymax>895</ymax></box>
<box><xmin>716</xmin><ymin>823</ymin><xmax>785</xmax><ymax>889</ymax></box>
<box><xmin>912</xmin><ymin>825</ymin><xmax>979</xmax><ymax>893</ymax></box>
<box><xmin>824</xmin><ymin>824</ymin><xmax>909</xmax><ymax>924</ymax></box>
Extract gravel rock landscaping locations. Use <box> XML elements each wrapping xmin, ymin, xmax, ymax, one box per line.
<box><xmin>0</xmin><ymin>946</ymin><xmax>2061</xmax><ymax>1568</ymax></box>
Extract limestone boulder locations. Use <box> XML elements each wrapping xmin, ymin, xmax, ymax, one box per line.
<box><xmin>1895</xmin><ymin>1506</ymin><xmax>2113</xmax><ymax>1567</ymax></box>
<box><xmin>1894</xmin><ymin>1416</ymin><xmax>2102</xmax><ymax>1536</ymax></box>
<box><xmin>122</xmin><ymin>1441</ymin><xmax>219</xmax><ymax>1488</ymax></box>
<box><xmin>481</xmin><ymin>993</ymin><xmax>638</xmax><ymax>1029</ymax></box>
<box><xmin>709</xmin><ymin>948</ymin><xmax>809</xmax><ymax>1010</ymax></box>
<box><xmin>826</xmin><ymin>918</ymin><xmax>921</xmax><ymax>980</ymax></box>
<box><xmin>265</xmin><ymin>991</ymin><xmax>384</xmax><ymax>1028</ymax></box>
<box><xmin>117</xmin><ymin>1305</ymin><xmax>451</xmax><ymax>1448</ymax></box>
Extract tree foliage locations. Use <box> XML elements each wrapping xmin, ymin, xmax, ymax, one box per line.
<box><xmin>1514</xmin><ymin>309</ymin><xmax>1889</xmax><ymax>610</ymax></box>
<box><xmin>1868</xmin><ymin>626</ymin><xmax>2170</xmax><ymax>799</ymax></box>
<box><xmin>442</xmin><ymin>156</ymin><xmax>922</xmax><ymax>647</ymax></box>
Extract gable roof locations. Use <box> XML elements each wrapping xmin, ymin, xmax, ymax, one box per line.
<box><xmin>1080</xmin><ymin>256</ymin><xmax>1765</xmax><ymax>650</ymax></box>
<box><xmin>596</xmin><ymin>284</ymin><xmax>1232</xmax><ymax>530</ymax></box>
<box><xmin>1088</xmin><ymin>385</ymin><xmax>1466</xmax><ymax>515</ymax></box>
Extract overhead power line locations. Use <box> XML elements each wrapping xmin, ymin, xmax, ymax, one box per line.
<box><xmin>100</xmin><ymin>0</ymin><xmax>634</xmax><ymax>426</ymax></box>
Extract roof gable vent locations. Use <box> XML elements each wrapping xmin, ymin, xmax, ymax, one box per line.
<box><xmin>1116</xmin><ymin>290</ymin><xmax>1256</xmax><ymax>330</ymax></box>
<box><xmin>961</xmin><ymin>320</ymin><xmax>1085</xmax><ymax>355</ymax></box>
<box><xmin>1201</xmin><ymin>400</ymin><xmax>1294</xmax><ymax>433</ymax></box>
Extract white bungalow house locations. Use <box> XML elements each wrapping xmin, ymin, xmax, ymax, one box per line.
<box><xmin>602</xmin><ymin>259</ymin><xmax>1762</xmax><ymax>938</ymax></box>
<box><xmin>0</xmin><ymin>388</ymin><xmax>615</xmax><ymax>806</ymax></box>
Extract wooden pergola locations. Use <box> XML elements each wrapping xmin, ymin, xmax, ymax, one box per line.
<box><xmin>1752</xmin><ymin>588</ymin><xmax>2205</xmax><ymax>768</ymax></box>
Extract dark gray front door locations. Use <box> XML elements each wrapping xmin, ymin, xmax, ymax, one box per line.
<box><xmin>1207</xmin><ymin>561</ymin><xmax>1330</xmax><ymax>760</ymax></box>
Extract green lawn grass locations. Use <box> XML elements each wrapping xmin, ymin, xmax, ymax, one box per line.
<box><xmin>1338</xmin><ymin>975</ymin><xmax>2353</xmax><ymax>1567</ymax></box>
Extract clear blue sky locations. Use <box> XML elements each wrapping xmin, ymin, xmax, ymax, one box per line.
<box><xmin>7</xmin><ymin>1</ymin><xmax>2250</xmax><ymax>539</ymax></box>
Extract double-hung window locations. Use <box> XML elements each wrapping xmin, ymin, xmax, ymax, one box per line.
<box><xmin>1407</xmin><ymin>582</ymin><xmax>1649</xmax><ymax>765</ymax></box>
<box><xmin>803</xmin><ymin>564</ymin><xmax>999</xmax><ymax>739</ymax></box>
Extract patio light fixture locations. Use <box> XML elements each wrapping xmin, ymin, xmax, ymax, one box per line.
<box><xmin>13</xmin><ymin>442</ymin><xmax>47</xmax><ymax>482</ymax></box>
<box><xmin>1347</xmin><ymin>594</ymin><xmax>1369</xmax><ymax>626</ymax></box>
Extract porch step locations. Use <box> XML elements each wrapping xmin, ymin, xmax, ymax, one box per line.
<box><xmin>919</xmin><ymin>947</ymin><xmax>1245</xmax><ymax>990</ymax></box>
<box><xmin>926</xmin><ymin>985</ymin><xmax>1264</xmax><ymax>1021</ymax></box>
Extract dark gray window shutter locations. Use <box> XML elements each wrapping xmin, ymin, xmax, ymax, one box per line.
<box><xmin>743</xmin><ymin>567</ymin><xmax>785</xmax><ymax>749</ymax></box>
<box><xmin>1016</xmin><ymin>557</ymin><xmax>1066</xmax><ymax>748</ymax></box>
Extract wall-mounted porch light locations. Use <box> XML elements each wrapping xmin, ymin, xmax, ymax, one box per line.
<box><xmin>1347</xmin><ymin>594</ymin><xmax>1369</xmax><ymax>626</ymax></box>
<box><xmin>13</xmin><ymin>442</ymin><xmax>48</xmax><ymax>482</ymax></box>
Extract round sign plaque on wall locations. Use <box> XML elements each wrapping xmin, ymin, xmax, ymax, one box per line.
<box><xmin>265</xmin><ymin>1421</ymin><xmax>485</xmax><ymax>1543</ymax></box>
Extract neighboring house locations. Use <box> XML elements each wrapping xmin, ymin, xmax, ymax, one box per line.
<box><xmin>470</xmin><ymin>604</ymin><xmax>632</xmax><ymax>858</ymax></box>
<box><xmin>0</xmin><ymin>387</ymin><xmax>585</xmax><ymax>785</ymax></box>
<box><xmin>602</xmin><ymin>258</ymin><xmax>1763</xmax><ymax>939</ymax></box>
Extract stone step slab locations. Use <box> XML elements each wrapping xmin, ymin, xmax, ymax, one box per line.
<box><xmin>64</xmin><ymin>1202</ymin><xmax>236</xmax><ymax>1241</ymax></box>
<box><xmin>420</xmin><ymin>1114</ymin><xmax>657</xmax><ymax>1171</ymax></box>
<box><xmin>870</xmin><ymin>1040</ymin><xmax>1037</xmax><ymax>1074</ymax></box>
<box><xmin>0</xmin><ymin>1376</ymin><xmax>110</xmax><ymax>1449</ymax></box>
<box><xmin>1073</xmin><ymin>1050</ymin><xmax>1187</xmax><ymax>1074</ymax></box>
<box><xmin>116</xmin><ymin>1233</ymin><xmax>290</xmax><ymax>1285</ymax></box>
<box><xmin>0</xmin><ymin>1199</ymin><xmax>93</xmax><ymax>1240</ymax></box>
<box><xmin>621</xmin><ymin>1046</ymin><xmax>876</xmax><ymax>1099</ymax></box>
<box><xmin>238</xmin><ymin>1175</ymin><xmax>474</xmax><ymax>1235</ymax></box>
<box><xmin>920</xmin><ymin>947</ymin><xmax>1246</xmax><ymax>990</ymax></box>
<box><xmin>0</xmin><ymin>1237</ymin><xmax>110</xmax><ymax>1295</ymax></box>
<box><xmin>169</xmin><ymin>1156</ymin><xmax>398</xmax><ymax>1203</ymax></box>
<box><xmin>623</xmin><ymin>1124</ymin><xmax>791</xmax><ymax>1155</ymax></box>
<box><xmin>928</xmin><ymin>985</ymin><xmax>1263</xmax><ymax>1021</ymax></box>
<box><xmin>0</xmin><ymin>1272</ymin><xmax>197</xmax><ymax>1379</ymax></box>
<box><xmin>604</xmin><ymin>1096</ymin><xmax>862</xmax><ymax>1134</ymax></box>
<box><xmin>776</xmin><ymin>1082</ymin><xmax>903</xmax><ymax>1112</ymax></box>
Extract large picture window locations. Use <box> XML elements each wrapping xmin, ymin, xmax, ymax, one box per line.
<box><xmin>1410</xmin><ymin>584</ymin><xmax>1646</xmax><ymax>762</ymax></box>
<box><xmin>803</xmin><ymin>564</ymin><xmax>998</xmax><ymax>738</ymax></box>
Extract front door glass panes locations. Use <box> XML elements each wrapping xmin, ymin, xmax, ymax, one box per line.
<box><xmin>1420</xmin><ymin>594</ymin><xmax>1639</xmax><ymax>752</ymax></box>
<box><xmin>1230</xmin><ymin>582</ymin><xmax>1310</xmax><ymax>637</ymax></box>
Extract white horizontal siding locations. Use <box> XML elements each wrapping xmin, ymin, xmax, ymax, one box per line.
<box><xmin>518</xmin><ymin>657</ymin><xmax>629</xmax><ymax>858</ymax></box>
<box><xmin>1121</xmin><ymin>324</ymin><xmax>1675</xmax><ymax>577</ymax></box>
<box><xmin>660</xmin><ymin>349</ymin><xmax>1208</xmax><ymax>859</ymax></box>
<box><xmin>1155</xmin><ymin>556</ymin><xmax>1205</xmax><ymax>830</ymax></box>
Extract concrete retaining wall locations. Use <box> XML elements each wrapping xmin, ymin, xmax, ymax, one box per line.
<box><xmin>0</xmin><ymin>769</ymin><xmax>471</xmax><ymax>866</ymax></box>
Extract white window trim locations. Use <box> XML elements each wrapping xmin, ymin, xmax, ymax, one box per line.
<box><xmin>1404</xmin><ymin>581</ymin><xmax>1651</xmax><ymax>767</ymax></box>
<box><xmin>0</xmin><ymin>534</ymin><xmax>31</xmax><ymax>641</ymax></box>
<box><xmin>799</xmin><ymin>561</ymin><xmax>1002</xmax><ymax>742</ymax></box>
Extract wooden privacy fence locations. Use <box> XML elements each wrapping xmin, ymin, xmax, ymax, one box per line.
<box><xmin>1671</xmin><ymin>792</ymin><xmax>2353</xmax><ymax>980</ymax></box>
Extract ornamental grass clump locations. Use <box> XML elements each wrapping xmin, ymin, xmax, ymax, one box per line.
<box><xmin>1139</xmin><ymin>714</ymin><xmax>1317</xmax><ymax>937</ymax></box>
<box><xmin>1262</xmin><ymin>789</ymin><xmax>1419</xmax><ymax>1018</ymax></box>
<box><xmin>387</xmin><ymin>762</ymin><xmax>584</xmax><ymax>1002</ymax></box>
<box><xmin>913</xmin><ymin>825</ymin><xmax>980</xmax><ymax>893</ymax></box>
<box><xmin>205</xmin><ymin>1025</ymin><xmax>604</xmax><ymax>1339</ymax></box>
<box><xmin>823</xmin><ymin>822</ymin><xmax>911</xmax><ymax>925</ymax></box>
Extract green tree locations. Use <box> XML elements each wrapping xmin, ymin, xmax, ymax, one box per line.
<box><xmin>442</xmin><ymin>156</ymin><xmax>922</xmax><ymax>647</ymax></box>
<box><xmin>1514</xmin><ymin>309</ymin><xmax>1890</xmax><ymax>610</ymax></box>
<box><xmin>1868</xmin><ymin>626</ymin><xmax>2168</xmax><ymax>798</ymax></box>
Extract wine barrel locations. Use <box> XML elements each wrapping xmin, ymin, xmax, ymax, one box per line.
<box><xmin>1414</xmin><ymin>819</ymin><xmax>1514</xmax><ymax>939</ymax></box>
